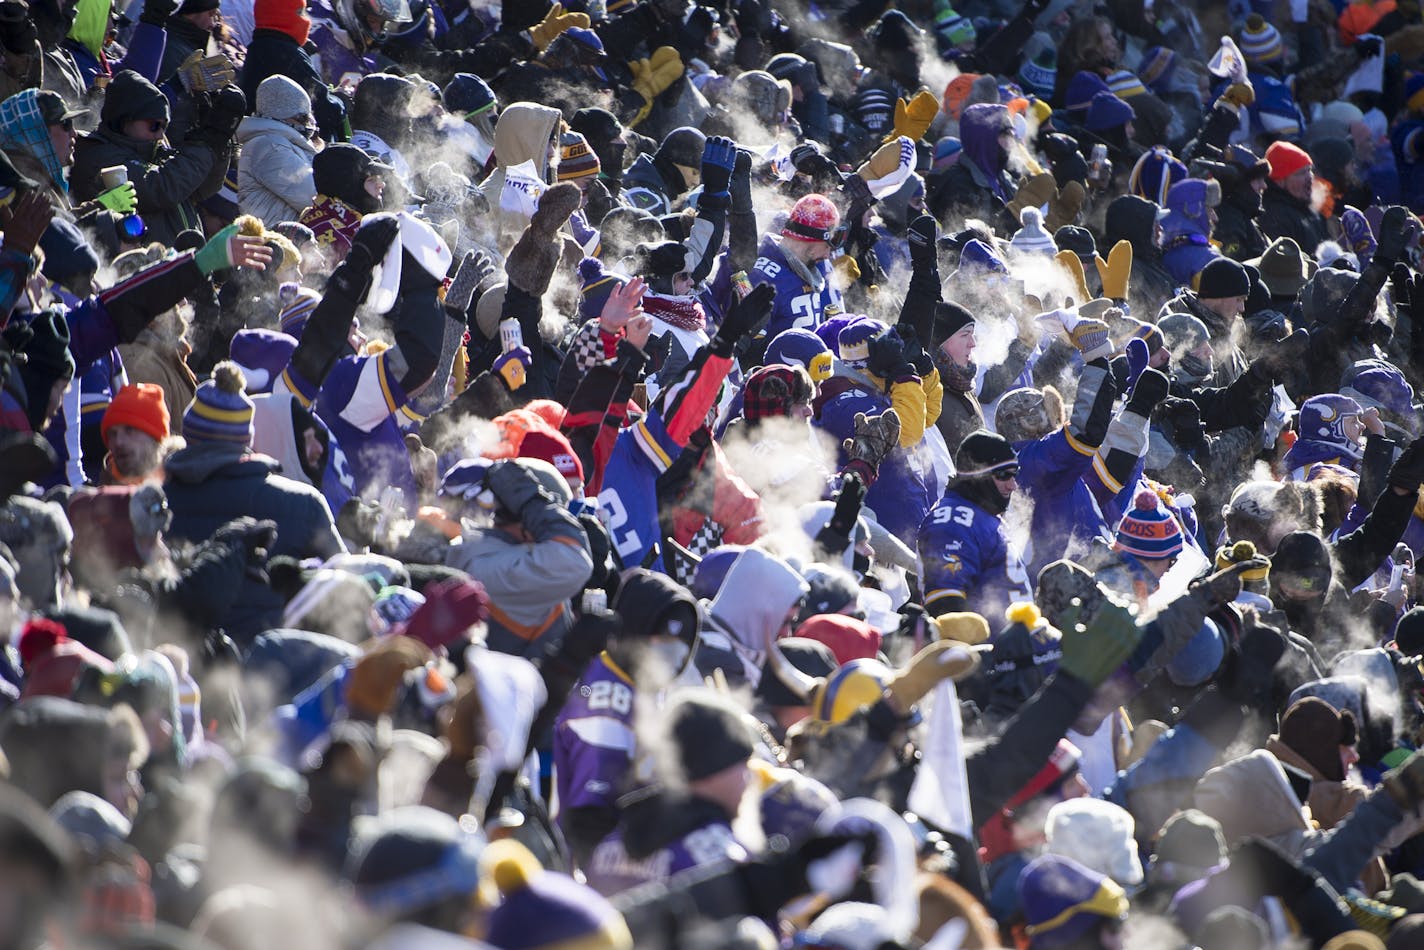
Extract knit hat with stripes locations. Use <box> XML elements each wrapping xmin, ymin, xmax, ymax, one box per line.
<box><xmin>1239</xmin><ymin>14</ymin><xmax>1283</xmax><ymax>65</ymax></box>
<box><xmin>183</xmin><ymin>362</ymin><xmax>254</xmax><ymax>447</ymax></box>
<box><xmin>1114</xmin><ymin>489</ymin><xmax>1184</xmax><ymax>559</ymax></box>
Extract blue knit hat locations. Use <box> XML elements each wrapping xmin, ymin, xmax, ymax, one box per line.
<box><xmin>1084</xmin><ymin>91</ymin><xmax>1134</xmax><ymax>132</ymax></box>
<box><xmin>443</xmin><ymin>72</ymin><xmax>496</xmax><ymax>117</ymax></box>
<box><xmin>958</xmin><ymin>238</ymin><xmax>1008</xmax><ymax>275</ymax></box>
<box><xmin>838</xmin><ymin>318</ymin><xmax>889</xmax><ymax>364</ymax></box>
<box><xmin>278</xmin><ymin>282</ymin><xmax>322</xmax><ymax>337</ymax></box>
<box><xmin>1019</xmin><ymin>32</ymin><xmax>1057</xmax><ymax>99</ymax></box>
<box><xmin>183</xmin><ymin>362</ymin><xmax>255</xmax><ymax>446</ymax></box>
<box><xmin>1239</xmin><ymin>14</ymin><xmax>1283</xmax><ymax>65</ymax></box>
<box><xmin>484</xmin><ymin>839</ymin><xmax>630</xmax><ymax>949</ymax></box>
<box><xmin>1138</xmin><ymin>47</ymin><xmax>1177</xmax><ymax>92</ymax></box>
<box><xmin>765</xmin><ymin>328</ymin><xmax>833</xmax><ymax>383</ymax></box>
<box><xmin>1064</xmin><ymin>71</ymin><xmax>1111</xmax><ymax>112</ymax></box>
<box><xmin>229</xmin><ymin>329</ymin><xmax>297</xmax><ymax>395</ymax></box>
<box><xmin>577</xmin><ymin>256</ymin><xmax>628</xmax><ymax>322</ymax></box>
<box><xmin>1165</xmin><ymin>618</ymin><xmax>1226</xmax><ymax>687</ymax></box>
<box><xmin>932</xmin><ymin>136</ymin><xmax>963</xmax><ymax>171</ymax></box>
<box><xmin>1019</xmin><ymin>853</ymin><xmax>1129</xmax><ymax>948</ymax></box>
<box><xmin>1114</xmin><ymin>489</ymin><xmax>1184</xmax><ymax>560</ymax></box>
<box><xmin>1129</xmin><ymin>147</ymin><xmax>1188</xmax><ymax>206</ymax></box>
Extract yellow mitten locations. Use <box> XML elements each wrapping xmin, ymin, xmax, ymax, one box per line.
<box><xmin>528</xmin><ymin>2</ymin><xmax>590</xmax><ymax>52</ymax></box>
<box><xmin>629</xmin><ymin>56</ymin><xmax>653</xmax><ymax>100</ymax></box>
<box><xmin>1219</xmin><ymin>82</ymin><xmax>1255</xmax><ymax>110</ymax></box>
<box><xmin>857</xmin><ymin>135</ymin><xmax>915</xmax><ymax>185</ymax></box>
<box><xmin>887</xmin><ymin>90</ymin><xmax>939</xmax><ymax>143</ymax></box>
<box><xmin>886</xmin><ymin>640</ymin><xmax>981</xmax><ymax>713</ymax></box>
<box><xmin>646</xmin><ymin>46</ymin><xmax>685</xmax><ymax>97</ymax></box>
<box><xmin>831</xmin><ymin>253</ymin><xmax>861</xmax><ymax>288</ymax></box>
<box><xmin>931</xmin><ymin>612</ymin><xmax>990</xmax><ymax>645</ymax></box>
<box><xmin>1055</xmin><ymin>248</ymin><xmax>1092</xmax><ymax>304</ymax></box>
<box><xmin>1045</xmin><ymin>179</ymin><xmax>1086</xmax><ymax>231</ymax></box>
<box><xmin>1096</xmin><ymin>239</ymin><xmax>1133</xmax><ymax>301</ymax></box>
<box><xmin>1008</xmin><ymin>171</ymin><xmax>1057</xmax><ymax>219</ymax></box>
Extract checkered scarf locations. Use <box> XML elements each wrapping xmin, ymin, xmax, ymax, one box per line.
<box><xmin>743</xmin><ymin>364</ymin><xmax>812</xmax><ymax>422</ymax></box>
<box><xmin>567</xmin><ymin>318</ymin><xmax>617</xmax><ymax>379</ymax></box>
<box><xmin>0</xmin><ymin>89</ymin><xmax>65</xmax><ymax>193</ymax></box>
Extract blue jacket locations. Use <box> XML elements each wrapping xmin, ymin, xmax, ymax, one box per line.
<box><xmin>918</xmin><ymin>488</ymin><xmax>1033</xmax><ymax>620</ymax></box>
<box><xmin>746</xmin><ymin>234</ymin><xmax>843</xmax><ymax>339</ymax></box>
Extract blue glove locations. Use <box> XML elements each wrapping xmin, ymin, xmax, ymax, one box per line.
<box><xmin>701</xmin><ymin>135</ymin><xmax>737</xmax><ymax>197</ymax></box>
<box><xmin>1126</xmin><ymin>337</ymin><xmax>1149</xmax><ymax>390</ymax></box>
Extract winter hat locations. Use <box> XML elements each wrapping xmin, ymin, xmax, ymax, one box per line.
<box><xmin>757</xmin><ymin>637</ymin><xmax>838</xmax><ymax>709</ymax></box>
<box><xmin>1341</xmin><ymin>360</ymin><xmax>1418</xmax><ymax>432</ymax></box>
<box><xmin>576</xmin><ymin>257</ymin><xmax>627</xmax><ymax>323</ymax></box>
<box><xmin>743</xmin><ymin>364</ymin><xmax>814</xmax><ymax>423</ymax></box>
<box><xmin>932</xmin><ymin>136</ymin><xmax>963</xmax><ymax>171</ymax></box>
<box><xmin>1149</xmin><ymin>809</ymin><xmax>1226</xmax><ymax>886</ymax></box>
<box><xmin>255</xmin><ymin>75</ymin><xmax>311</xmax><ymax>122</ymax></box>
<box><xmin>1138</xmin><ymin>47</ymin><xmax>1176</xmax><ymax>92</ymax></box>
<box><xmin>1266</xmin><ymin>140</ymin><xmax>1312</xmax><ymax>182</ymax></box>
<box><xmin>956</xmin><ymin>238</ymin><xmax>1008</xmax><ymax>275</ymax></box>
<box><xmin>50</xmin><ymin>790</ymin><xmax>131</xmax><ymax>855</ymax></box>
<box><xmin>931</xmin><ymin>301</ymin><xmax>976</xmax><ymax>347</ymax></box>
<box><xmin>1279</xmin><ymin>696</ymin><xmax>1357</xmax><ymax>781</ymax></box>
<box><xmin>369</xmin><ymin>585</ymin><xmax>425</xmax><ymax>635</ymax></box>
<box><xmin>1114</xmin><ymin>489</ymin><xmax>1184</xmax><ymax>560</ymax></box>
<box><xmin>1239</xmin><ymin>14</ymin><xmax>1284</xmax><ymax>65</ymax></box>
<box><xmin>782</xmin><ymin>193</ymin><xmax>841</xmax><ymax>244</ymax></box>
<box><xmin>817</xmin><ymin>313</ymin><xmax>865</xmax><ymax>355</ymax></box>
<box><xmin>955</xmin><ymin>429</ymin><xmax>1017</xmax><ymax>477</ymax></box>
<box><xmin>1019</xmin><ymin>853</ymin><xmax>1129</xmax><ymax>947</ymax></box>
<box><xmin>655</xmin><ymin>126</ymin><xmax>706</xmax><ymax>171</ymax></box>
<box><xmin>934</xmin><ymin>4</ymin><xmax>976</xmax><ymax>47</ymax></box>
<box><xmin>1084</xmin><ymin>92</ymin><xmax>1134</xmax><ymax>132</ymax></box>
<box><xmin>1248</xmin><ymin>237</ymin><xmax>1314</xmax><ymax>297</ymax></box>
<box><xmin>442</xmin><ymin>72</ymin><xmax>496</xmax><ymax>118</ymax></box>
<box><xmin>795</xmin><ymin>614</ymin><xmax>882</xmax><ymax>665</ymax></box>
<box><xmin>1297</xmin><ymin>393</ymin><xmax>1365</xmax><ymax>456</ymax></box>
<box><xmin>1044</xmin><ymin>798</ymin><xmax>1143</xmax><ymax>886</ymax></box>
<box><xmin>1064</xmin><ymin>71</ymin><xmax>1111</xmax><ymax>113</ymax></box>
<box><xmin>518</xmin><ymin>429</ymin><xmax>584</xmax><ymax>485</ymax></box>
<box><xmin>669</xmin><ymin>691</ymin><xmax>755</xmax><ymax>781</ymax></box>
<box><xmin>277</xmin><ymin>283</ymin><xmax>322</xmax><ymax>337</ymax></box>
<box><xmin>800</xmin><ymin>564</ymin><xmax>861</xmax><ymax>618</ymax></box>
<box><xmin>228</xmin><ymin>329</ymin><xmax>297</xmax><ymax>395</ymax></box>
<box><xmin>1215</xmin><ymin>540</ymin><xmax>1271</xmax><ymax>582</ymax></box>
<box><xmin>1197</xmin><ymin>257</ymin><xmax>1251</xmax><ymax>299</ymax></box>
<box><xmin>1054</xmin><ymin>226</ymin><xmax>1096</xmax><ymax>266</ymax></box>
<box><xmin>253</xmin><ymin>0</ymin><xmax>312</xmax><ymax>41</ymax></box>
<box><xmin>1128</xmin><ymin>147</ymin><xmax>1187</xmax><ymax>206</ymax></box>
<box><xmin>765</xmin><ymin>328</ymin><xmax>833</xmax><ymax>383</ymax></box>
<box><xmin>557</xmin><ymin>131</ymin><xmax>600</xmax><ymax>182</ymax></box>
<box><xmin>633</xmin><ymin>240</ymin><xmax>687</xmax><ymax>281</ymax></box>
<box><xmin>1272</xmin><ymin>530</ymin><xmax>1334</xmax><ymax>593</ymax></box>
<box><xmin>837</xmin><ymin>318</ymin><xmax>888</xmax><ymax>365</ymax></box>
<box><xmin>390</xmin><ymin>577</ymin><xmax>489</xmax><ymax>652</ymax></box>
<box><xmin>18</xmin><ymin>310</ymin><xmax>74</xmax><ymax>383</ymax></box>
<box><xmin>183</xmin><ymin>362</ymin><xmax>254</xmax><ymax>447</ymax></box>
<box><xmin>176</xmin><ymin>0</ymin><xmax>220</xmax><ymax>13</ymax></box>
<box><xmin>102</xmin><ymin>383</ymin><xmax>170</xmax><ymax>446</ymax></box>
<box><xmin>1019</xmin><ymin>32</ymin><xmax>1057</xmax><ymax>99</ymax></box>
<box><xmin>1105</xmin><ymin>69</ymin><xmax>1148</xmax><ymax>99</ymax></box>
<box><xmin>347</xmin><ymin>805</ymin><xmax>483</xmax><ymax>917</ymax></box>
<box><xmin>1166</xmin><ymin>618</ymin><xmax>1226</xmax><ymax>687</ymax></box>
<box><xmin>484</xmin><ymin>839</ymin><xmax>631</xmax><ymax>950</ymax></box>
<box><xmin>1010</xmin><ymin>207</ymin><xmax>1057</xmax><ymax>256</ymax></box>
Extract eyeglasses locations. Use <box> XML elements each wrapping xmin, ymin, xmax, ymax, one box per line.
<box><xmin>991</xmin><ymin>467</ymin><xmax>1020</xmax><ymax>482</ymax></box>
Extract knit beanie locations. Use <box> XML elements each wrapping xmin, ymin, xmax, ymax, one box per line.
<box><xmin>1019</xmin><ymin>853</ymin><xmax>1129</xmax><ymax>947</ymax></box>
<box><xmin>1215</xmin><ymin>540</ymin><xmax>1271</xmax><ymax>582</ymax></box>
<box><xmin>390</xmin><ymin>577</ymin><xmax>490</xmax><ymax>652</ymax></box>
<box><xmin>278</xmin><ymin>283</ymin><xmax>322</xmax><ymax>337</ymax></box>
<box><xmin>795</xmin><ymin>614</ymin><xmax>882</xmax><ymax>665</ymax></box>
<box><xmin>1272</xmin><ymin>530</ymin><xmax>1334</xmax><ymax>593</ymax></box>
<box><xmin>1114</xmin><ymin>489</ymin><xmax>1184</xmax><ymax>560</ymax></box>
<box><xmin>1240</xmin><ymin>14</ymin><xmax>1284</xmax><ymax>65</ymax></box>
<box><xmin>102</xmin><ymin>383</ymin><xmax>170</xmax><ymax>445</ymax></box>
<box><xmin>253</xmin><ymin>0</ymin><xmax>310</xmax><ymax>44</ymax></box>
<box><xmin>1149</xmin><ymin>809</ymin><xmax>1226</xmax><ymax>886</ymax></box>
<box><xmin>782</xmin><ymin>193</ymin><xmax>841</xmax><ymax>243</ymax></box>
<box><xmin>228</xmin><ymin>329</ymin><xmax>297</xmax><ymax>395</ymax></box>
<box><xmin>765</xmin><ymin>328</ymin><xmax>833</xmax><ymax>383</ymax></box>
<box><xmin>1197</xmin><ymin>257</ymin><xmax>1251</xmax><ymax>299</ymax></box>
<box><xmin>1105</xmin><ymin>69</ymin><xmax>1148</xmax><ymax>99</ymax></box>
<box><xmin>1138</xmin><ymin>47</ymin><xmax>1176</xmax><ymax>92</ymax></box>
<box><xmin>485</xmin><ymin>839</ymin><xmax>632</xmax><ymax>950</ymax></box>
<box><xmin>837</xmin><ymin>318</ymin><xmax>887</xmax><ymax>364</ymax></box>
<box><xmin>518</xmin><ymin>429</ymin><xmax>584</xmax><ymax>484</ymax></box>
<box><xmin>669</xmin><ymin>691</ymin><xmax>755</xmax><ymax>781</ymax></box>
<box><xmin>1266</xmin><ymin>140</ymin><xmax>1312</xmax><ymax>182</ymax></box>
<box><xmin>557</xmin><ymin>131</ymin><xmax>600</xmax><ymax>182</ymax></box>
<box><xmin>931</xmin><ymin>301</ymin><xmax>976</xmax><ymax>346</ymax></box>
<box><xmin>182</xmin><ymin>362</ymin><xmax>254</xmax><ymax>447</ymax></box>
<box><xmin>20</xmin><ymin>310</ymin><xmax>75</xmax><ymax>382</ymax></box>
<box><xmin>655</xmin><ymin>127</ymin><xmax>706</xmax><ymax>171</ymax></box>
<box><xmin>442</xmin><ymin>72</ymin><xmax>496</xmax><ymax>118</ymax></box>
<box><xmin>1019</xmin><ymin>32</ymin><xmax>1057</xmax><ymax>99</ymax></box>
<box><xmin>816</xmin><ymin>313</ymin><xmax>865</xmax><ymax>355</ymax></box>
<box><xmin>255</xmin><ymin>74</ymin><xmax>311</xmax><ymax>121</ymax></box>
<box><xmin>1084</xmin><ymin>91</ymin><xmax>1134</xmax><ymax>132</ymax></box>
<box><xmin>955</xmin><ymin>429</ymin><xmax>1017</xmax><ymax>476</ymax></box>
<box><xmin>932</xmin><ymin>136</ymin><xmax>963</xmax><ymax>171</ymax></box>
<box><xmin>1064</xmin><ymin>71</ymin><xmax>1111</xmax><ymax>112</ymax></box>
<box><xmin>1009</xmin><ymin>206</ymin><xmax>1057</xmax><ymax>255</ymax></box>
<box><xmin>1394</xmin><ymin>606</ymin><xmax>1424</xmax><ymax>656</ymax></box>
<box><xmin>348</xmin><ymin>805</ymin><xmax>482</xmax><ymax>917</ymax></box>
<box><xmin>1279</xmin><ymin>696</ymin><xmax>1357</xmax><ymax>781</ymax></box>
<box><xmin>1129</xmin><ymin>147</ymin><xmax>1187</xmax><ymax>206</ymax></box>
<box><xmin>575</xmin><ymin>257</ymin><xmax>625</xmax><ymax>323</ymax></box>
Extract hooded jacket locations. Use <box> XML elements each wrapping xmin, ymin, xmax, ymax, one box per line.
<box><xmin>237</xmin><ymin>114</ymin><xmax>317</xmax><ymax>226</ymax></box>
<box><xmin>1260</xmin><ymin>179</ymin><xmax>1330</xmax><ymax>253</ymax></box>
<box><xmin>240</xmin><ymin>23</ymin><xmax>348</xmax><ymax>143</ymax></box>
<box><xmin>927</xmin><ymin>103</ymin><xmax>1016</xmax><ymax>232</ymax></box>
<box><xmin>700</xmin><ymin>548</ymin><xmax>809</xmax><ymax>687</ymax></box>
<box><xmin>478</xmin><ymin>101</ymin><xmax>561</xmax><ymax>253</ymax></box>
<box><xmin>1104</xmin><ymin>194</ymin><xmax>1177</xmax><ymax>314</ymax></box>
<box><xmin>1159</xmin><ymin>179</ymin><xmax>1221</xmax><ymax>286</ymax></box>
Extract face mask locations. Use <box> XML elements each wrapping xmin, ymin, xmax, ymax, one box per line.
<box><xmin>1177</xmin><ymin>353</ymin><xmax>1212</xmax><ymax>382</ymax></box>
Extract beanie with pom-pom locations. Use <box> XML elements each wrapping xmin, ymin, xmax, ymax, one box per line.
<box><xmin>18</xmin><ymin>618</ymin><xmax>67</xmax><ymax>668</ymax></box>
<box><xmin>1114</xmin><ymin>489</ymin><xmax>1184</xmax><ymax>560</ymax></box>
<box><xmin>484</xmin><ymin>838</ymin><xmax>633</xmax><ymax>950</ymax></box>
<box><xmin>1009</xmin><ymin>206</ymin><xmax>1058</xmax><ymax>256</ymax></box>
<box><xmin>1215</xmin><ymin>539</ymin><xmax>1271</xmax><ymax>582</ymax></box>
<box><xmin>577</xmin><ymin>256</ymin><xmax>628</xmax><ymax>322</ymax></box>
<box><xmin>183</xmin><ymin>361</ymin><xmax>255</xmax><ymax>447</ymax></box>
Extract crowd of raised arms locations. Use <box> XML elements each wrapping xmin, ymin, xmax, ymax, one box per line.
<box><xmin>18</xmin><ymin>0</ymin><xmax>1424</xmax><ymax>948</ymax></box>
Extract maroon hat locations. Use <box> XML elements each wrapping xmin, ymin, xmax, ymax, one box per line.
<box><xmin>391</xmin><ymin>578</ymin><xmax>490</xmax><ymax>651</ymax></box>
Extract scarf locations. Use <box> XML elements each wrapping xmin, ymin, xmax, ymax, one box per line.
<box><xmin>937</xmin><ymin>355</ymin><xmax>977</xmax><ymax>394</ymax></box>
<box><xmin>643</xmin><ymin>292</ymin><xmax>706</xmax><ymax>332</ymax></box>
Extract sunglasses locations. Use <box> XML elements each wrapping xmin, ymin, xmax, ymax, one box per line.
<box><xmin>991</xmin><ymin>467</ymin><xmax>1020</xmax><ymax>482</ymax></box>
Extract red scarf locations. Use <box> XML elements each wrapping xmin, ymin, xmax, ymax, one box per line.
<box><xmin>642</xmin><ymin>293</ymin><xmax>706</xmax><ymax>332</ymax></box>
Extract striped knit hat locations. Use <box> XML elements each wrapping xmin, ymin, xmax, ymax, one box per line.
<box><xmin>183</xmin><ymin>362</ymin><xmax>255</xmax><ymax>447</ymax></box>
<box><xmin>278</xmin><ymin>282</ymin><xmax>322</xmax><ymax>337</ymax></box>
<box><xmin>1239</xmin><ymin>14</ymin><xmax>1283</xmax><ymax>65</ymax></box>
<box><xmin>1138</xmin><ymin>47</ymin><xmax>1176</xmax><ymax>92</ymax></box>
<box><xmin>557</xmin><ymin>130</ymin><xmax>601</xmax><ymax>182</ymax></box>
<box><xmin>1104</xmin><ymin>69</ymin><xmax>1148</xmax><ymax>99</ymax></box>
<box><xmin>1114</xmin><ymin>489</ymin><xmax>1184</xmax><ymax>560</ymax></box>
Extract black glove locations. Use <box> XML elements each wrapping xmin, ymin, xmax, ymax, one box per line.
<box><xmin>0</xmin><ymin>1</ymin><xmax>37</xmax><ymax>53</ymax></box>
<box><xmin>1355</xmin><ymin>36</ymin><xmax>1383</xmax><ymax>58</ymax></box>
<box><xmin>815</xmin><ymin>472</ymin><xmax>865</xmax><ymax>555</ymax></box>
<box><xmin>1389</xmin><ymin>433</ymin><xmax>1424</xmax><ymax>492</ymax></box>
<box><xmin>730</xmin><ymin>147</ymin><xmax>753</xmax><ymax>214</ymax></box>
<box><xmin>791</xmin><ymin>143</ymin><xmax>841</xmax><ymax>186</ymax></box>
<box><xmin>710</xmin><ymin>282</ymin><xmax>774</xmax><ymax>357</ymax></box>
<box><xmin>866</xmin><ymin>328</ymin><xmax>911</xmax><ymax>380</ymax></box>
<box><xmin>192</xmin><ymin>85</ymin><xmax>249</xmax><ymax>146</ymax></box>
<box><xmin>345</xmin><ymin>214</ymin><xmax>401</xmax><ymax>274</ymax></box>
<box><xmin>1125</xmin><ymin>367</ymin><xmax>1170</xmax><ymax>417</ymax></box>
<box><xmin>896</xmin><ymin>324</ymin><xmax>934</xmax><ymax>376</ymax></box>
<box><xmin>485</xmin><ymin>459</ymin><xmax>552</xmax><ymax>517</ymax></box>
<box><xmin>907</xmin><ymin>213</ymin><xmax>937</xmax><ymax>273</ymax></box>
<box><xmin>1159</xmin><ymin>397</ymin><xmax>1206</xmax><ymax>451</ymax></box>
<box><xmin>1375</xmin><ymin>205</ymin><xmax>1413</xmax><ymax>267</ymax></box>
<box><xmin>700</xmin><ymin>135</ymin><xmax>737</xmax><ymax>197</ymax></box>
<box><xmin>212</xmin><ymin>516</ymin><xmax>278</xmax><ymax>561</ymax></box>
<box><xmin>1041</xmin><ymin>133</ymin><xmax>1088</xmax><ymax>186</ymax></box>
<box><xmin>552</xmin><ymin>607</ymin><xmax>621</xmax><ymax>674</ymax></box>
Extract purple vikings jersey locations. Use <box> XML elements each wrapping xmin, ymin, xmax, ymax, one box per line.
<box><xmin>584</xmin><ymin>819</ymin><xmax>745</xmax><ymax>896</ymax></box>
<box><xmin>747</xmin><ymin>234</ymin><xmax>843</xmax><ymax>339</ymax></box>
<box><xmin>918</xmin><ymin>489</ymin><xmax>1033</xmax><ymax>621</ymax></box>
<box><xmin>554</xmin><ymin>654</ymin><xmax>638</xmax><ymax>820</ymax></box>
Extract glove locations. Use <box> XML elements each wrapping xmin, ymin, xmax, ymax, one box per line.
<box><xmin>1389</xmin><ymin>433</ymin><xmax>1424</xmax><ymax>492</ymax></box>
<box><xmin>1095</xmin><ymin>239</ymin><xmax>1132</xmax><ymax>301</ymax></box>
<box><xmin>1045</xmin><ymin>179</ymin><xmax>1086</xmax><ymax>231</ymax></box>
<box><xmin>345</xmin><ymin>213</ymin><xmax>401</xmax><ymax>275</ymax></box>
<box><xmin>1159</xmin><ymin>397</ymin><xmax>1206</xmax><ymax>451</ymax></box>
<box><xmin>1057</xmin><ymin>598</ymin><xmax>1141</xmax><ymax>686</ymax></box>
<box><xmin>1356</xmin><ymin>36</ymin><xmax>1383</xmax><ymax>58</ymax></box>
<box><xmin>887</xmin><ymin>90</ymin><xmax>939</xmax><ymax>143</ymax></box>
<box><xmin>738</xmin><ymin>831</ymin><xmax>877</xmax><ymax>920</ymax></box>
<box><xmin>1055</xmin><ymin>249</ymin><xmax>1092</xmax><ymax>304</ymax></box>
<box><xmin>790</xmin><ymin>143</ymin><xmax>841</xmax><ymax>185</ymax></box>
<box><xmin>840</xmin><ymin>171</ymin><xmax>874</xmax><ymax>211</ymax></box>
<box><xmin>212</xmin><ymin>516</ymin><xmax>279</xmax><ymax>562</ymax></box>
<box><xmin>842</xmin><ymin>408</ymin><xmax>901</xmax><ymax>473</ymax></box>
<box><xmin>1219</xmin><ymin>82</ymin><xmax>1255</xmax><ymax>110</ymax></box>
<box><xmin>527</xmin><ymin>2</ymin><xmax>590</xmax><ymax>52</ymax></box>
<box><xmin>931</xmin><ymin>613</ymin><xmax>991</xmax><ymax>645</ymax></box>
<box><xmin>1008</xmin><ymin>171</ymin><xmax>1057</xmax><ymax>220</ymax></box>
<box><xmin>445</xmin><ymin>250</ymin><xmax>495</xmax><ymax>317</ymax></box>
<box><xmin>493</xmin><ymin>346</ymin><xmax>531</xmax><ymax>390</ymax></box>
<box><xmin>1384</xmin><ymin>748</ymin><xmax>1424</xmax><ymax>810</ymax></box>
<box><xmin>1375</xmin><ymin>205</ymin><xmax>1415</xmax><ymax>267</ymax></box>
<box><xmin>1126</xmin><ymin>367</ymin><xmax>1170</xmax><ymax>417</ymax></box>
<box><xmin>730</xmin><ymin>147</ymin><xmax>753</xmax><ymax>214</ymax></box>
<box><xmin>0</xmin><ymin>1</ymin><xmax>37</xmax><ymax>54</ymax></box>
<box><xmin>896</xmin><ymin>324</ymin><xmax>934</xmax><ymax>376</ymax></box>
<box><xmin>866</xmin><ymin>329</ymin><xmax>911</xmax><ymax>380</ymax></box>
<box><xmin>193</xmin><ymin>223</ymin><xmax>240</xmax><ymax>275</ymax></box>
<box><xmin>1068</xmin><ymin>317</ymin><xmax>1112</xmax><ymax>362</ymax></box>
<box><xmin>178</xmin><ymin>51</ymin><xmax>236</xmax><ymax>95</ymax></box>
<box><xmin>551</xmin><ymin>607</ymin><xmax>620</xmax><ymax>674</ymax></box>
<box><xmin>505</xmin><ymin>182</ymin><xmax>581</xmax><ymax>295</ymax></box>
<box><xmin>485</xmin><ymin>459</ymin><xmax>552</xmax><ymax>517</ymax></box>
<box><xmin>907</xmin><ymin>214</ymin><xmax>937</xmax><ymax>273</ymax></box>
<box><xmin>1251</xmin><ymin>327</ymin><xmax>1309</xmax><ymax>382</ymax></box>
<box><xmin>710</xmin><ymin>281</ymin><xmax>774</xmax><ymax>357</ymax></box>
<box><xmin>1125</xmin><ymin>337</ymin><xmax>1149</xmax><ymax>389</ymax></box>
<box><xmin>629</xmin><ymin>46</ymin><xmax>683</xmax><ymax>106</ymax></box>
<box><xmin>886</xmin><ymin>640</ymin><xmax>981</xmax><ymax>711</ymax></box>
<box><xmin>700</xmin><ymin>135</ymin><xmax>736</xmax><ymax>197</ymax></box>
<box><xmin>815</xmin><ymin>472</ymin><xmax>865</xmax><ymax>555</ymax></box>
<box><xmin>95</xmin><ymin>182</ymin><xmax>138</xmax><ymax>214</ymax></box>
<box><xmin>193</xmin><ymin>85</ymin><xmax>248</xmax><ymax>146</ymax></box>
